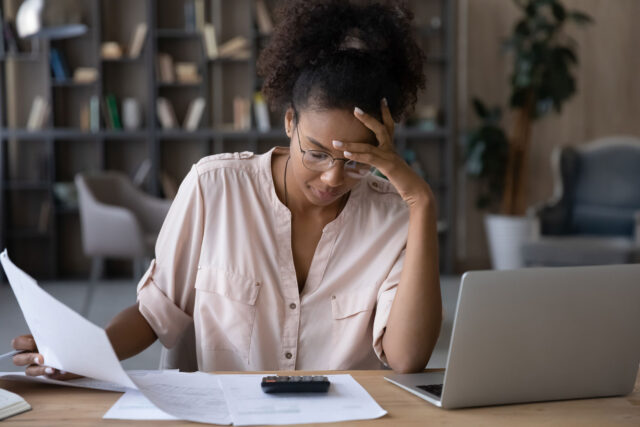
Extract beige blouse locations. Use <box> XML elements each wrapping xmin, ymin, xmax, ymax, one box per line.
<box><xmin>136</xmin><ymin>147</ymin><xmax>409</xmax><ymax>371</ymax></box>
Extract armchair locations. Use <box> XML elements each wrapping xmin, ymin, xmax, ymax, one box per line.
<box><xmin>75</xmin><ymin>171</ymin><xmax>171</xmax><ymax>314</ymax></box>
<box><xmin>522</xmin><ymin>136</ymin><xmax>640</xmax><ymax>267</ymax></box>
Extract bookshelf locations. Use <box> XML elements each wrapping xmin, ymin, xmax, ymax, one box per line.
<box><xmin>0</xmin><ymin>0</ymin><xmax>456</xmax><ymax>279</ymax></box>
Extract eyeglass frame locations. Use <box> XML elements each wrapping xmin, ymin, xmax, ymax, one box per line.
<box><xmin>292</xmin><ymin>111</ymin><xmax>371</xmax><ymax>174</ymax></box>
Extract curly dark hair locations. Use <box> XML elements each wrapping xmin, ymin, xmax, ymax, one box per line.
<box><xmin>257</xmin><ymin>0</ymin><xmax>426</xmax><ymax>122</ymax></box>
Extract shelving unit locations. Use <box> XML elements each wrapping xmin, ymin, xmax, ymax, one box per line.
<box><xmin>0</xmin><ymin>0</ymin><xmax>456</xmax><ymax>279</ymax></box>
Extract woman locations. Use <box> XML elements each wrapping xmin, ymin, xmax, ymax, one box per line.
<box><xmin>12</xmin><ymin>0</ymin><xmax>441</xmax><ymax>375</ymax></box>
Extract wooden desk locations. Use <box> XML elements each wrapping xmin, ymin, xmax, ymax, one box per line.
<box><xmin>2</xmin><ymin>370</ymin><xmax>639</xmax><ymax>426</ymax></box>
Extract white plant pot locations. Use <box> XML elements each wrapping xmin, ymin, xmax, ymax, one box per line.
<box><xmin>484</xmin><ymin>214</ymin><xmax>533</xmax><ymax>270</ymax></box>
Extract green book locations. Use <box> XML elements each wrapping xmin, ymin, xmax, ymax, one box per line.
<box><xmin>105</xmin><ymin>94</ymin><xmax>122</xmax><ymax>129</ymax></box>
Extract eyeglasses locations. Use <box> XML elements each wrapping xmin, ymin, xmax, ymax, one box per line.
<box><xmin>295</xmin><ymin>122</ymin><xmax>371</xmax><ymax>179</ymax></box>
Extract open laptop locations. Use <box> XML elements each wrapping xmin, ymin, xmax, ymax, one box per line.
<box><xmin>385</xmin><ymin>264</ymin><xmax>640</xmax><ymax>409</ymax></box>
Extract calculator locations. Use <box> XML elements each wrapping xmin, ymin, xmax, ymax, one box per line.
<box><xmin>261</xmin><ymin>375</ymin><xmax>331</xmax><ymax>393</ymax></box>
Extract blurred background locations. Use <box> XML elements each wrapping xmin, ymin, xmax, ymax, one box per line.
<box><xmin>0</xmin><ymin>0</ymin><xmax>638</xmax><ymax>370</ymax></box>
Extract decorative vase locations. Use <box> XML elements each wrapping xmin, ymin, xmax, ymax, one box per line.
<box><xmin>484</xmin><ymin>214</ymin><xmax>533</xmax><ymax>270</ymax></box>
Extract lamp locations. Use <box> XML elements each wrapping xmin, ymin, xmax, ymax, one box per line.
<box><xmin>16</xmin><ymin>0</ymin><xmax>87</xmax><ymax>40</ymax></box>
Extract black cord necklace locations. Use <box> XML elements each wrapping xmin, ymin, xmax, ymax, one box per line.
<box><xmin>284</xmin><ymin>155</ymin><xmax>290</xmax><ymax>207</ymax></box>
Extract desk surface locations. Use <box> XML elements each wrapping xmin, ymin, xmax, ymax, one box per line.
<box><xmin>1</xmin><ymin>369</ymin><xmax>639</xmax><ymax>426</ymax></box>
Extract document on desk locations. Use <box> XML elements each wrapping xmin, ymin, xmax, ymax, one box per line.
<box><xmin>218</xmin><ymin>374</ymin><xmax>387</xmax><ymax>425</ymax></box>
<box><xmin>104</xmin><ymin>371</ymin><xmax>231</xmax><ymax>424</ymax></box>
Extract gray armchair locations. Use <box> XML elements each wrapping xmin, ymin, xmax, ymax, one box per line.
<box><xmin>75</xmin><ymin>171</ymin><xmax>171</xmax><ymax>314</ymax></box>
<box><xmin>522</xmin><ymin>136</ymin><xmax>640</xmax><ymax>267</ymax></box>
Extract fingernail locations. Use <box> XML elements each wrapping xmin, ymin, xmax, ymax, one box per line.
<box><xmin>382</xmin><ymin>97</ymin><xmax>388</xmax><ymax>106</ymax></box>
<box><xmin>344</xmin><ymin>151</ymin><xmax>353</xmax><ymax>157</ymax></box>
<box><xmin>45</xmin><ymin>367</ymin><xmax>54</xmax><ymax>375</ymax></box>
<box><xmin>332</xmin><ymin>140</ymin><xmax>344</xmax><ymax>148</ymax></box>
<box><xmin>354</xmin><ymin>107</ymin><xmax>364</xmax><ymax>116</ymax></box>
<box><xmin>35</xmin><ymin>356</ymin><xmax>41</xmax><ymax>365</ymax></box>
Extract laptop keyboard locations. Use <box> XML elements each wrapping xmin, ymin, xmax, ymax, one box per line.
<box><xmin>417</xmin><ymin>384</ymin><xmax>443</xmax><ymax>397</ymax></box>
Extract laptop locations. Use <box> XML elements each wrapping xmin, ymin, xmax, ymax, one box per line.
<box><xmin>385</xmin><ymin>264</ymin><xmax>640</xmax><ymax>409</ymax></box>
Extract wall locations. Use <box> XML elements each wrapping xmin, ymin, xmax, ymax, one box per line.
<box><xmin>456</xmin><ymin>0</ymin><xmax>640</xmax><ymax>270</ymax></box>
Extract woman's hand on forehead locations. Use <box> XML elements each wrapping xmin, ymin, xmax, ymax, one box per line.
<box><xmin>332</xmin><ymin>99</ymin><xmax>435</xmax><ymax>209</ymax></box>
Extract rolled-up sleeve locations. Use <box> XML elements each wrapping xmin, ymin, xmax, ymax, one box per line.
<box><xmin>137</xmin><ymin>166</ymin><xmax>205</xmax><ymax>348</ymax></box>
<box><xmin>372</xmin><ymin>248</ymin><xmax>405</xmax><ymax>366</ymax></box>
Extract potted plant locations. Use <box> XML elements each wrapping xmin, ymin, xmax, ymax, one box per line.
<box><xmin>466</xmin><ymin>0</ymin><xmax>592</xmax><ymax>269</ymax></box>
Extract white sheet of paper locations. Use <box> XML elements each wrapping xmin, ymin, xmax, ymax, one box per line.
<box><xmin>0</xmin><ymin>251</ymin><xmax>136</xmax><ymax>389</ymax></box>
<box><xmin>103</xmin><ymin>389</ymin><xmax>178</xmax><ymax>420</ymax></box>
<box><xmin>125</xmin><ymin>371</ymin><xmax>231</xmax><ymax>425</ymax></box>
<box><xmin>218</xmin><ymin>374</ymin><xmax>387</xmax><ymax>426</ymax></box>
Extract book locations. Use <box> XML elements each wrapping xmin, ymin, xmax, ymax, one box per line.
<box><xmin>128</xmin><ymin>23</ymin><xmax>148</xmax><ymax>58</ymax></box>
<box><xmin>175</xmin><ymin>62</ymin><xmax>200</xmax><ymax>83</ymax></box>
<box><xmin>156</xmin><ymin>97</ymin><xmax>178</xmax><ymax>129</ymax></box>
<box><xmin>101</xmin><ymin>97</ymin><xmax>114</xmax><ymax>129</ymax></box>
<box><xmin>90</xmin><ymin>95</ymin><xmax>100</xmax><ymax>132</ymax></box>
<box><xmin>183</xmin><ymin>97</ymin><xmax>206</xmax><ymax>131</ymax></box>
<box><xmin>73</xmin><ymin>67</ymin><xmax>98</xmax><ymax>83</ymax></box>
<box><xmin>105</xmin><ymin>94</ymin><xmax>122</xmax><ymax>129</ymax></box>
<box><xmin>50</xmin><ymin>47</ymin><xmax>70</xmax><ymax>82</ymax></box>
<box><xmin>0</xmin><ymin>388</ymin><xmax>30</xmax><ymax>421</ymax></box>
<box><xmin>253</xmin><ymin>91</ymin><xmax>270</xmax><ymax>132</ymax></box>
<box><xmin>184</xmin><ymin>1</ymin><xmax>196</xmax><ymax>32</ymax></box>
<box><xmin>218</xmin><ymin>36</ymin><xmax>249</xmax><ymax>58</ymax></box>
<box><xmin>156</xmin><ymin>53</ymin><xmax>175</xmax><ymax>83</ymax></box>
<box><xmin>26</xmin><ymin>96</ymin><xmax>48</xmax><ymax>130</ymax></box>
<box><xmin>255</xmin><ymin>0</ymin><xmax>274</xmax><ymax>35</ymax></box>
<box><xmin>233</xmin><ymin>96</ymin><xmax>251</xmax><ymax>130</ymax></box>
<box><xmin>79</xmin><ymin>103</ymin><xmax>90</xmax><ymax>131</ymax></box>
<box><xmin>202</xmin><ymin>24</ymin><xmax>218</xmax><ymax>59</ymax></box>
<box><xmin>194</xmin><ymin>0</ymin><xmax>206</xmax><ymax>32</ymax></box>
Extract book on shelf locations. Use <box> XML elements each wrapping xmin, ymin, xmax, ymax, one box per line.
<box><xmin>184</xmin><ymin>1</ymin><xmax>196</xmax><ymax>32</ymax></box>
<box><xmin>128</xmin><ymin>22</ymin><xmax>148</xmax><ymax>58</ymax></box>
<box><xmin>133</xmin><ymin>158</ymin><xmax>152</xmax><ymax>187</ymax></box>
<box><xmin>105</xmin><ymin>94</ymin><xmax>122</xmax><ymax>129</ymax></box>
<box><xmin>233</xmin><ymin>96</ymin><xmax>251</xmax><ymax>130</ymax></box>
<box><xmin>50</xmin><ymin>47</ymin><xmax>71</xmax><ymax>82</ymax></box>
<box><xmin>90</xmin><ymin>96</ymin><xmax>100</xmax><ymax>132</ymax></box>
<box><xmin>194</xmin><ymin>0</ymin><xmax>206</xmax><ymax>33</ymax></box>
<box><xmin>255</xmin><ymin>0</ymin><xmax>274</xmax><ymax>35</ymax></box>
<box><xmin>156</xmin><ymin>97</ymin><xmax>178</xmax><ymax>129</ymax></box>
<box><xmin>175</xmin><ymin>62</ymin><xmax>200</xmax><ymax>83</ymax></box>
<box><xmin>80</xmin><ymin>103</ymin><xmax>90</xmax><ymax>131</ymax></box>
<box><xmin>156</xmin><ymin>53</ymin><xmax>175</xmax><ymax>83</ymax></box>
<box><xmin>26</xmin><ymin>96</ymin><xmax>49</xmax><ymax>130</ymax></box>
<box><xmin>101</xmin><ymin>97</ymin><xmax>114</xmax><ymax>129</ymax></box>
<box><xmin>183</xmin><ymin>97</ymin><xmax>206</xmax><ymax>131</ymax></box>
<box><xmin>0</xmin><ymin>388</ymin><xmax>31</xmax><ymax>421</ymax></box>
<box><xmin>253</xmin><ymin>91</ymin><xmax>270</xmax><ymax>132</ymax></box>
<box><xmin>218</xmin><ymin>36</ymin><xmax>249</xmax><ymax>58</ymax></box>
<box><xmin>202</xmin><ymin>24</ymin><xmax>218</xmax><ymax>59</ymax></box>
<box><xmin>72</xmin><ymin>67</ymin><xmax>98</xmax><ymax>83</ymax></box>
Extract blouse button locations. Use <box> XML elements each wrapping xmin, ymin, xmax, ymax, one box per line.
<box><xmin>289</xmin><ymin>303</ymin><xmax>297</xmax><ymax>310</ymax></box>
<box><xmin>285</xmin><ymin>352</ymin><xmax>293</xmax><ymax>359</ymax></box>
<box><xmin>255</xmin><ymin>282</ymin><xmax>260</xmax><ymax>286</ymax></box>
<box><xmin>331</xmin><ymin>295</ymin><xmax>336</xmax><ymax>300</ymax></box>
